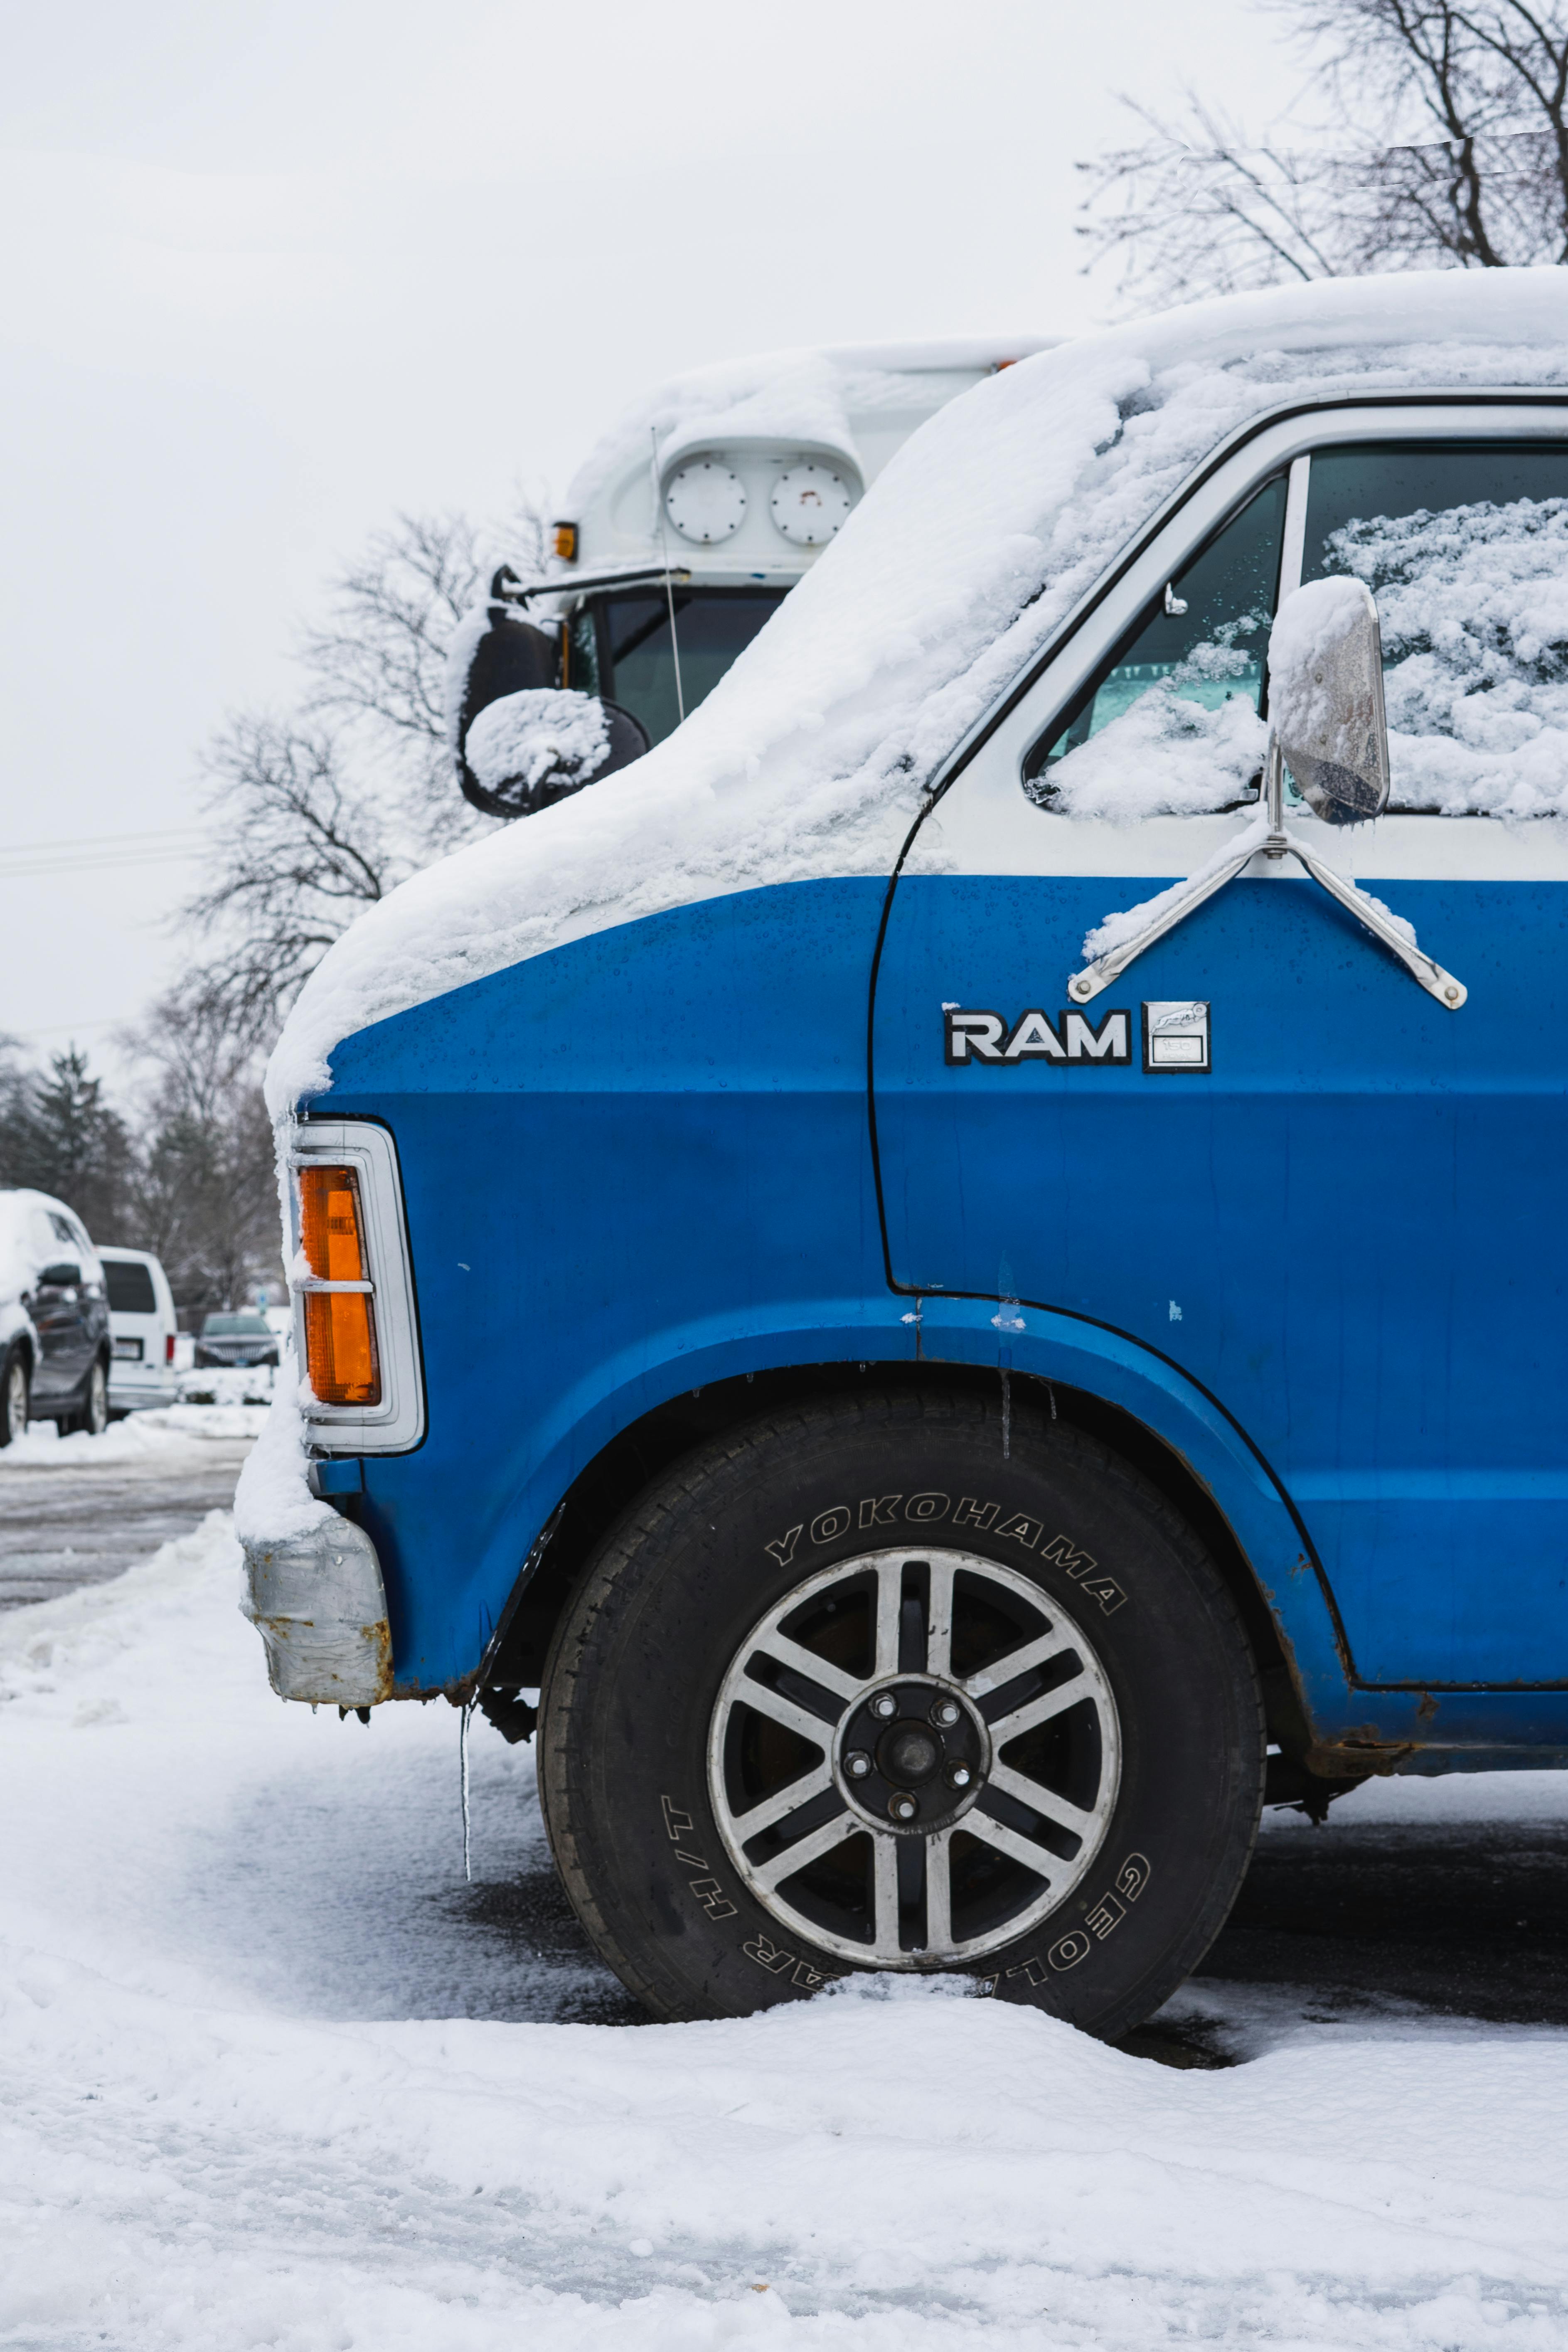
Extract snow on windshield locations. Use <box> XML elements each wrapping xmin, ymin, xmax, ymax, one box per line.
<box><xmin>267</xmin><ymin>269</ymin><xmax>1568</xmax><ymax>1117</ymax></box>
<box><xmin>1328</xmin><ymin>494</ymin><xmax>1568</xmax><ymax>817</ymax></box>
<box><xmin>1046</xmin><ymin>670</ymin><xmax>1268</xmax><ymax>822</ymax></box>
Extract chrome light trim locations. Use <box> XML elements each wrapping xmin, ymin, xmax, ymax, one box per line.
<box><xmin>288</xmin><ymin>1118</ymin><xmax>425</xmax><ymax>1453</ymax></box>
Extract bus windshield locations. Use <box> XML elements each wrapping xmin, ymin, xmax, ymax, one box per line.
<box><xmin>571</xmin><ymin>587</ymin><xmax>788</xmax><ymax>748</ymax></box>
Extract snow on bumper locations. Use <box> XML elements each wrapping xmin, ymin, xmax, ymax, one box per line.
<box><xmin>240</xmin><ymin>1516</ymin><xmax>393</xmax><ymax>1707</ymax></box>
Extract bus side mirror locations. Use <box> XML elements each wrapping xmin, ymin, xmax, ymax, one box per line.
<box><xmin>1267</xmin><ymin>577</ymin><xmax>1391</xmax><ymax>826</ymax></box>
<box><xmin>449</xmin><ymin>573</ymin><xmax>650</xmax><ymax>819</ymax></box>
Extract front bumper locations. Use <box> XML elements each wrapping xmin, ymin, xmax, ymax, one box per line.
<box><xmin>239</xmin><ymin>1513</ymin><xmax>394</xmax><ymax>1707</ymax></box>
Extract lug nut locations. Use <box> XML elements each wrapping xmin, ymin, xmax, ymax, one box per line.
<box><xmin>930</xmin><ymin>1698</ymin><xmax>961</xmax><ymax>1728</ymax></box>
<box><xmin>889</xmin><ymin>1792</ymin><xmax>918</xmax><ymax>1823</ymax></box>
<box><xmin>870</xmin><ymin>1692</ymin><xmax>898</xmax><ymax>1720</ymax></box>
<box><xmin>845</xmin><ymin>1750</ymin><xmax>872</xmax><ymax>1779</ymax></box>
<box><xmin>946</xmin><ymin>1762</ymin><xmax>973</xmax><ymax>1790</ymax></box>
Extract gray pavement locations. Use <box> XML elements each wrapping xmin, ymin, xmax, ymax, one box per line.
<box><xmin>0</xmin><ymin>1437</ymin><xmax>254</xmax><ymax>1609</ymax></box>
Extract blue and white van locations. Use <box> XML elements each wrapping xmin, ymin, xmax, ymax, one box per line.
<box><xmin>241</xmin><ymin>270</ymin><xmax>1568</xmax><ymax>2037</ymax></box>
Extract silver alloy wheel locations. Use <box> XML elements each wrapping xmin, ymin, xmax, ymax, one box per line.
<box><xmin>4</xmin><ymin>1358</ymin><xmax>26</xmax><ymax>1443</ymax></box>
<box><xmin>84</xmin><ymin>1360</ymin><xmax>108</xmax><ymax>1436</ymax></box>
<box><xmin>708</xmin><ymin>1546</ymin><xmax>1121</xmax><ymax>1968</ymax></box>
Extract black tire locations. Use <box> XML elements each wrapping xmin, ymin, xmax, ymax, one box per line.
<box><xmin>63</xmin><ymin>1357</ymin><xmax>109</xmax><ymax>1437</ymax></box>
<box><xmin>538</xmin><ymin>1388</ymin><xmax>1265</xmax><ymax>2035</ymax></box>
<box><xmin>0</xmin><ymin>1343</ymin><xmax>29</xmax><ymax>1446</ymax></box>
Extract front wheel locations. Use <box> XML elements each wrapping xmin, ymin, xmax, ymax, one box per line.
<box><xmin>538</xmin><ymin>1388</ymin><xmax>1265</xmax><ymax>2035</ymax></box>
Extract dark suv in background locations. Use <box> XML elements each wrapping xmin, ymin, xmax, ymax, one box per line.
<box><xmin>194</xmin><ymin>1311</ymin><xmax>280</xmax><ymax>1370</ymax></box>
<box><xmin>0</xmin><ymin>1187</ymin><xmax>111</xmax><ymax>1440</ymax></box>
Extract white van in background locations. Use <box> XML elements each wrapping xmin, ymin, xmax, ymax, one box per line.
<box><xmin>97</xmin><ymin>1247</ymin><xmax>179</xmax><ymax>1417</ymax></box>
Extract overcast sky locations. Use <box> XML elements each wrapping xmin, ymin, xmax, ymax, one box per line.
<box><xmin>0</xmin><ymin>0</ymin><xmax>1303</xmax><ymax>1078</ymax></box>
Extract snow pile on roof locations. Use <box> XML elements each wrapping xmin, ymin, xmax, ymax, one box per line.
<box><xmin>267</xmin><ymin>271</ymin><xmax>1568</xmax><ymax>1116</ymax></box>
<box><xmin>563</xmin><ymin>335</ymin><xmax>1056</xmax><ymax>517</ymax></box>
<box><xmin>10</xmin><ymin>1512</ymin><xmax>1568</xmax><ymax>2347</ymax></box>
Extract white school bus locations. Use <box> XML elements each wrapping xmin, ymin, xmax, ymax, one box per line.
<box><xmin>450</xmin><ymin>338</ymin><xmax>1058</xmax><ymax>815</ymax></box>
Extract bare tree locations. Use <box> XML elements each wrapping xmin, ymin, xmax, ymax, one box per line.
<box><xmin>183</xmin><ymin>497</ymin><xmax>549</xmax><ymax>1044</ymax></box>
<box><xmin>185</xmin><ymin>715</ymin><xmax>405</xmax><ymax>1031</ymax></box>
<box><xmin>1079</xmin><ymin>2</ymin><xmax>1568</xmax><ymax>305</ymax></box>
<box><xmin>300</xmin><ymin>500</ymin><xmax>549</xmax><ymax>815</ymax></box>
<box><xmin>118</xmin><ymin>974</ymin><xmax>281</xmax><ymax>1315</ymax></box>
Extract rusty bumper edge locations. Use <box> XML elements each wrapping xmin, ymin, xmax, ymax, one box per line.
<box><xmin>240</xmin><ymin>1517</ymin><xmax>394</xmax><ymax>1708</ymax></box>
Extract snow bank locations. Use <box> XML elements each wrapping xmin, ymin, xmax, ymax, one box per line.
<box><xmin>143</xmin><ymin>1400</ymin><xmax>270</xmax><ymax>1439</ymax></box>
<box><xmin>0</xmin><ymin>1405</ymin><xmax>262</xmax><ymax>1469</ymax></box>
<box><xmin>265</xmin><ymin>269</ymin><xmax>1568</xmax><ymax>1120</ymax></box>
<box><xmin>232</xmin><ymin>1372</ymin><xmax>335</xmax><ymax>1544</ymax></box>
<box><xmin>5</xmin><ymin>1516</ymin><xmax>1568</xmax><ymax>2350</ymax></box>
<box><xmin>465</xmin><ymin>685</ymin><xmax>610</xmax><ymax>797</ymax></box>
<box><xmin>175</xmin><ymin>1361</ymin><xmax>274</xmax><ymax>1407</ymax></box>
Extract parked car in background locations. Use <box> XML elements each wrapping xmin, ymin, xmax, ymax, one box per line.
<box><xmin>0</xmin><ymin>1187</ymin><xmax>111</xmax><ymax>1441</ymax></box>
<box><xmin>194</xmin><ymin>1311</ymin><xmax>280</xmax><ymax>1370</ymax></box>
<box><xmin>96</xmin><ymin>1247</ymin><xmax>179</xmax><ymax>1417</ymax></box>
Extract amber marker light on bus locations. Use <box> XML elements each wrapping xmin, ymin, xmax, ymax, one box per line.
<box><xmin>552</xmin><ymin>520</ymin><xmax>578</xmax><ymax>562</ymax></box>
<box><xmin>297</xmin><ymin>1163</ymin><xmax>381</xmax><ymax>1407</ymax></box>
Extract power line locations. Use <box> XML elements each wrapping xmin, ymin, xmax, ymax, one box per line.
<box><xmin>0</xmin><ymin>827</ymin><xmax>209</xmax><ymax>883</ymax></box>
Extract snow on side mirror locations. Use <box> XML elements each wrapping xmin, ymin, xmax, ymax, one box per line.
<box><xmin>446</xmin><ymin>573</ymin><xmax>650</xmax><ymax>819</ymax></box>
<box><xmin>464</xmin><ymin>687</ymin><xmax>649</xmax><ymax>814</ymax></box>
<box><xmin>1266</xmin><ymin>576</ymin><xmax>1391</xmax><ymax>826</ymax></box>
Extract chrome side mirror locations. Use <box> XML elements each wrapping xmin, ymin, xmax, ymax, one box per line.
<box><xmin>1266</xmin><ymin>576</ymin><xmax>1390</xmax><ymax>826</ymax></box>
<box><xmin>1069</xmin><ymin>570</ymin><xmax>1466</xmax><ymax>1012</ymax></box>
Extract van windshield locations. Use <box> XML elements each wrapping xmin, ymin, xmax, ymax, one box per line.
<box><xmin>571</xmin><ymin>587</ymin><xmax>788</xmax><ymax>749</ymax></box>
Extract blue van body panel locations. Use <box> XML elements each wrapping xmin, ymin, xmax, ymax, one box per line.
<box><xmin>317</xmin><ymin>879</ymin><xmax>898</xmax><ymax>1689</ymax></box>
<box><xmin>914</xmin><ymin>1297</ymin><xmax>1568</xmax><ymax>1758</ymax></box>
<box><xmin>873</xmin><ymin>869</ymin><xmax>1568</xmax><ymax>1712</ymax></box>
<box><xmin>306</xmin><ymin>861</ymin><xmax>1568</xmax><ymax>1757</ymax></box>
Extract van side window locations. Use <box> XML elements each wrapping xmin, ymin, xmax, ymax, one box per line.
<box><xmin>1303</xmin><ymin>440</ymin><xmax>1568</xmax><ymax>816</ymax></box>
<box><xmin>1026</xmin><ymin>473</ymin><xmax>1287</xmax><ymax>802</ymax></box>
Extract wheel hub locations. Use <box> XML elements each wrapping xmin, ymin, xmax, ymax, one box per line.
<box><xmin>708</xmin><ymin>1545</ymin><xmax>1122</xmax><ymax>1968</ymax></box>
<box><xmin>839</xmin><ymin>1678</ymin><xmax>988</xmax><ymax>1830</ymax></box>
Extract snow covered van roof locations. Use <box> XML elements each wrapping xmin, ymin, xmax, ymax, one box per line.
<box><xmin>268</xmin><ymin>268</ymin><xmax>1568</xmax><ymax>1117</ymax></box>
<box><xmin>562</xmin><ymin>337</ymin><xmax>1061</xmax><ymax>579</ymax></box>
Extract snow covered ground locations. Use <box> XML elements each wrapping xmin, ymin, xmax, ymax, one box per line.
<box><xmin>4</xmin><ymin>1516</ymin><xmax>1567</xmax><ymax>2350</ymax></box>
<box><xmin>4</xmin><ymin>1405</ymin><xmax>270</xmax><ymax>1469</ymax></box>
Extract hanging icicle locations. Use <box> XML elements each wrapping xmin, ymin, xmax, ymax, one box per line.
<box><xmin>460</xmin><ymin>1699</ymin><xmax>475</xmax><ymax>1884</ymax></box>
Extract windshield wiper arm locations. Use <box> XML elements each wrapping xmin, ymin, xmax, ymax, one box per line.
<box><xmin>1067</xmin><ymin>741</ymin><xmax>1467</xmax><ymax>1011</ymax></box>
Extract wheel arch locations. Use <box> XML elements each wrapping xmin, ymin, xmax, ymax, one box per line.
<box><xmin>480</xmin><ymin>1356</ymin><xmax>1321</xmax><ymax>1760</ymax></box>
